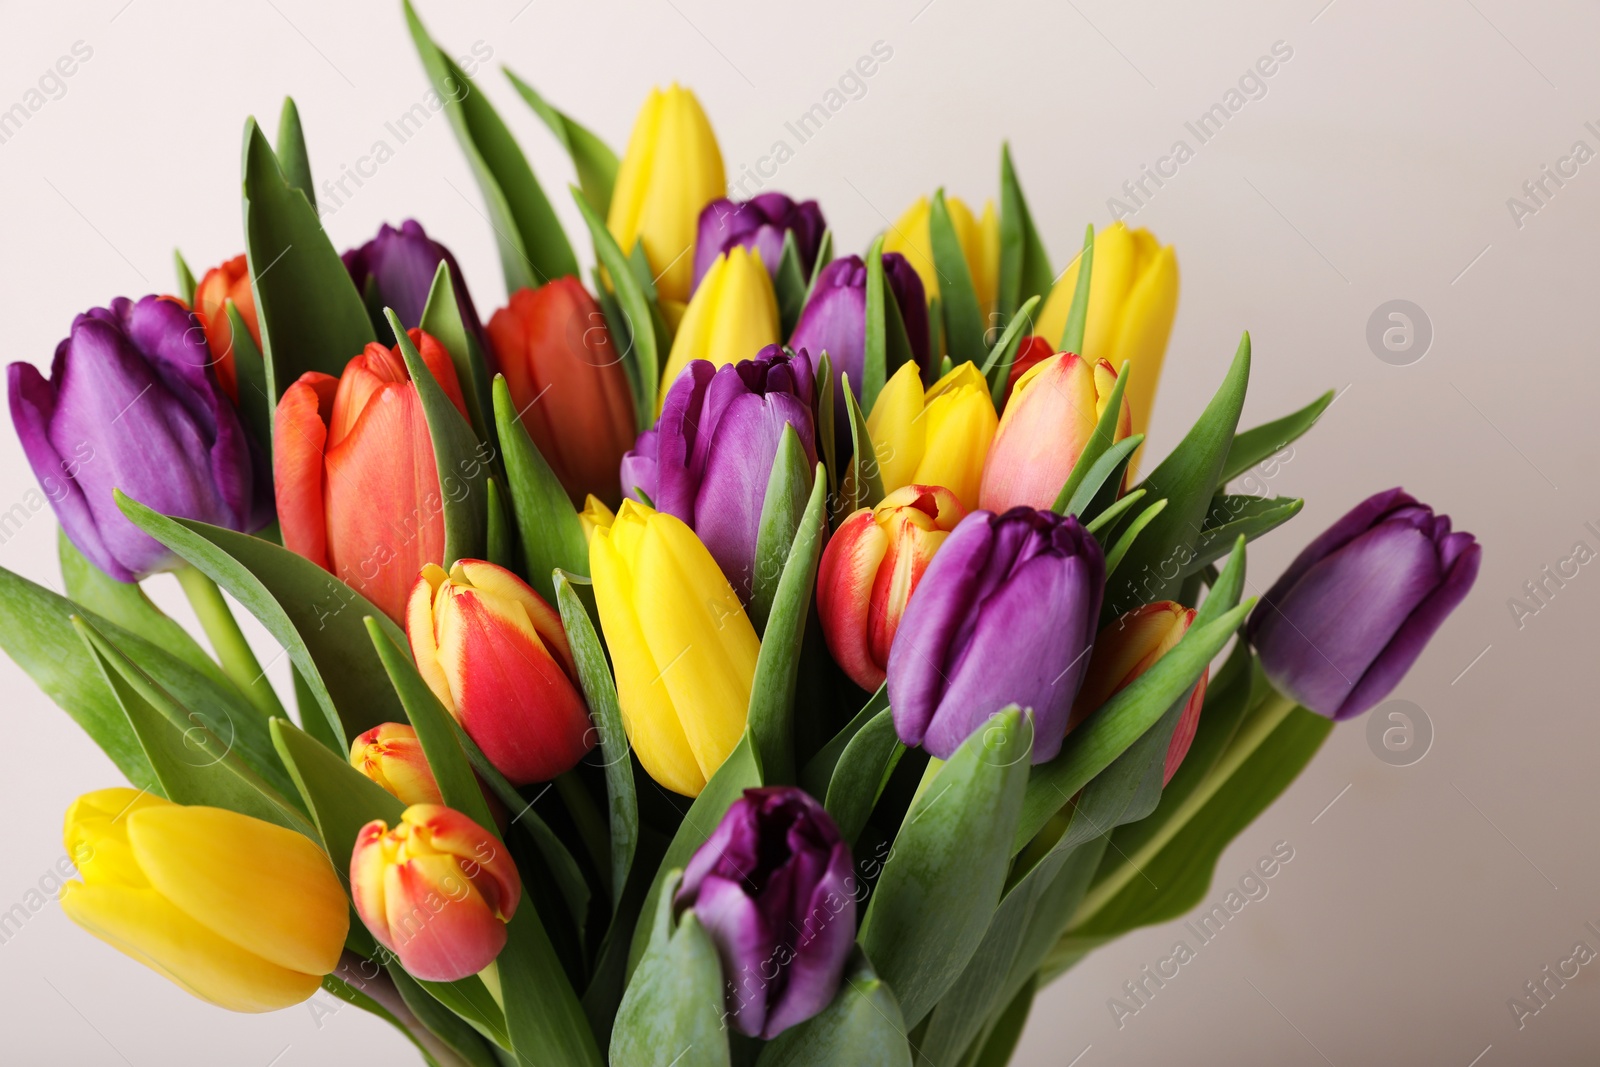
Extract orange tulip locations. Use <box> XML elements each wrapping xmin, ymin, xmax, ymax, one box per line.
<box><xmin>192</xmin><ymin>254</ymin><xmax>261</xmax><ymax>403</ymax></box>
<box><xmin>273</xmin><ymin>328</ymin><xmax>468</xmax><ymax>624</ymax></box>
<box><xmin>487</xmin><ymin>277</ymin><xmax>637</xmax><ymax>505</ymax></box>
<box><xmin>350</xmin><ymin>723</ymin><xmax>444</xmax><ymax>807</ymax></box>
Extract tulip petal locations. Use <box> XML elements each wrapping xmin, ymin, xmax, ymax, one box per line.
<box><xmin>383</xmin><ymin>854</ymin><xmax>508</xmax><ymax>982</ymax></box>
<box><xmin>762</xmin><ymin>842</ymin><xmax>856</xmax><ymax>1038</ymax></box>
<box><xmin>816</xmin><ymin>510</ymin><xmax>890</xmax><ymax>691</ymax></box>
<box><xmin>273</xmin><ymin>373</ymin><xmax>338</xmax><ymax>571</ymax></box>
<box><xmin>693</xmin><ymin>873</ymin><xmax>776</xmax><ymax>1037</ymax></box>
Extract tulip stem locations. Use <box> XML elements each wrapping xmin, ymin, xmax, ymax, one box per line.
<box><xmin>174</xmin><ymin>565</ymin><xmax>287</xmax><ymax>721</ymax></box>
<box><xmin>555</xmin><ymin>771</ymin><xmax>611</xmax><ymax>892</ymax></box>
<box><xmin>1064</xmin><ymin>687</ymin><xmax>1298</xmax><ymax>930</ymax></box>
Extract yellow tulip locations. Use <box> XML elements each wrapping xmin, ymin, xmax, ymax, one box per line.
<box><xmin>59</xmin><ymin>789</ymin><xmax>348</xmax><ymax>1013</ymax></box>
<box><xmin>866</xmin><ymin>361</ymin><xmax>997</xmax><ymax>512</ymax></box>
<box><xmin>884</xmin><ymin>195</ymin><xmax>1000</xmax><ymax>317</ymax></box>
<box><xmin>1036</xmin><ymin>222</ymin><xmax>1178</xmax><ymax>441</ymax></box>
<box><xmin>657</xmin><ymin>246</ymin><xmax>780</xmax><ymax>406</ymax></box>
<box><xmin>589</xmin><ymin>500</ymin><xmax>759</xmax><ymax>796</ymax></box>
<box><xmin>579</xmin><ymin>494</ymin><xmax>616</xmax><ymax>542</ymax></box>
<box><xmin>607</xmin><ymin>83</ymin><xmax>726</xmax><ymax>307</ymax></box>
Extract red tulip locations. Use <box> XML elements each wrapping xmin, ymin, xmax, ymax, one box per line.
<box><xmin>274</xmin><ymin>328</ymin><xmax>468</xmax><ymax>624</ymax></box>
<box><xmin>193</xmin><ymin>254</ymin><xmax>261</xmax><ymax>403</ymax></box>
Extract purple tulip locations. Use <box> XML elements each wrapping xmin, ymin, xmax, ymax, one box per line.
<box><xmin>1248</xmin><ymin>488</ymin><xmax>1480</xmax><ymax>721</ymax></box>
<box><xmin>8</xmin><ymin>296</ymin><xmax>266</xmax><ymax>582</ymax></box>
<box><xmin>621</xmin><ymin>345</ymin><xmax>816</xmax><ymax>601</ymax></box>
<box><xmin>887</xmin><ymin>507</ymin><xmax>1104</xmax><ymax>763</ymax></box>
<box><xmin>676</xmin><ymin>786</ymin><xmax>855</xmax><ymax>1039</ymax></box>
<box><xmin>343</xmin><ymin>219</ymin><xmax>487</xmax><ymax>355</ymax></box>
<box><xmin>691</xmin><ymin>193</ymin><xmax>826</xmax><ymax>294</ymax></box>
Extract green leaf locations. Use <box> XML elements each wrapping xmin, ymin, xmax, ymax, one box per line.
<box><xmin>383</xmin><ymin>963</ymin><xmax>502</xmax><ymax>1067</ymax></box>
<box><xmin>1058</xmin><ymin>225</ymin><xmax>1094</xmax><ymax>354</ymax></box>
<box><xmin>275</xmin><ymin>97</ymin><xmax>315</xmax><ymax>210</ymax></box>
<box><xmin>572</xmin><ymin>190</ymin><xmax>659</xmax><ymax>428</ymax></box>
<box><xmin>822</xmin><ymin>707</ymin><xmax>903</xmax><ymax>845</ymax></box>
<box><xmin>756</xmin><ymin>950</ymin><xmax>911</xmax><ymax>1067</ymax></box>
<box><xmin>1052</xmin><ymin>360</ymin><xmax>1131</xmax><ymax>515</ymax></box>
<box><xmin>173</xmin><ymin>249</ymin><xmax>196</xmax><ymax>304</ymax></box>
<box><xmin>419</xmin><ymin>261</ymin><xmax>495</xmax><ymax>449</ymax></box>
<box><xmin>926</xmin><ymin>296</ymin><xmax>944</xmax><ymax>376</ymax></box>
<box><xmin>486</xmin><ymin>477</ymin><xmax>513</xmax><ymax>569</ymax></box>
<box><xmin>242</xmin><ymin>118</ymin><xmax>374</xmax><ymax>404</ymax></box>
<box><xmin>928</xmin><ymin>189</ymin><xmax>985</xmax><ymax>367</ymax></box>
<box><xmin>1082</xmin><ymin>488</ymin><xmax>1145</xmax><ymax>537</ymax></box>
<box><xmin>813</xmin><ymin>350</ymin><xmax>837</xmax><ymax>499</ymax></box>
<box><xmin>840</xmin><ymin>374</ymin><xmax>885</xmax><ymax>516</ymax></box>
<box><xmin>503</xmin><ymin>68</ymin><xmax>618</xmax><ymax>217</ymax></box>
<box><xmin>1103</xmin><ymin>497</ymin><xmax>1168</xmax><ymax>576</ymax></box>
<box><xmin>858</xmin><ymin>707</ymin><xmax>1032</xmax><ymax>1027</ymax></box>
<box><xmin>387</xmin><ymin>310</ymin><xmax>488</xmax><ymax>568</ymax></box>
<box><xmin>491</xmin><ymin>376</ymin><xmax>588</xmax><ymax>602</ymax></box>
<box><xmin>499</xmin><ymin>885</ymin><xmax>606</xmax><ymax>1067</ymax></box>
<box><xmin>800</xmin><ymin>685</ymin><xmax>888</xmax><ymax>799</ymax></box>
<box><xmin>612</xmin><ymin>890</ymin><xmax>730</xmax><ymax>1067</ymax></box>
<box><xmin>403</xmin><ymin>1</ymin><xmax>577</xmax><ymax>291</ymax></box>
<box><xmin>773</xmin><ymin>229</ymin><xmax>810</xmax><ymax>337</ymax></box>
<box><xmin>1191</xmin><ymin>534</ymin><xmax>1247</xmax><ymax>630</ymax></box>
<box><xmin>968</xmin><ymin>976</ymin><xmax>1035</xmax><ymax>1067</ymax></box>
<box><xmin>116</xmin><ymin>496</ymin><xmax>407</xmax><ymax>747</ymax></box>
<box><xmin>750</xmin><ymin>426</ymin><xmax>813</xmax><ymax>633</ymax></box>
<box><xmin>862</xmin><ymin>236</ymin><xmax>914</xmax><ymax>412</ymax></box>
<box><xmin>1113</xmin><ymin>333</ymin><xmax>1252</xmax><ymax>612</ymax></box>
<box><xmin>1220</xmin><ymin>389</ymin><xmax>1334</xmax><ymax>484</ymax></box>
<box><xmin>805</xmin><ymin>229</ymin><xmax>834</xmax><ymax>304</ymax></box>
<box><xmin>59</xmin><ymin>531</ymin><xmax>215</xmax><ymax>681</ymax></box>
<box><xmin>980</xmin><ymin>293</ymin><xmax>1042</xmax><ymax>410</ymax></box>
<box><xmin>996</xmin><ymin>143</ymin><xmax>1054</xmax><ymax>322</ymax></box>
<box><xmin>1183</xmin><ymin>495</ymin><xmax>1303</xmax><ymax>577</ymax></box>
<box><xmin>224</xmin><ymin>299</ymin><xmax>273</xmax><ymax>457</ymax></box>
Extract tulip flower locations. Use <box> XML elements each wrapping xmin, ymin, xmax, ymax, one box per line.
<box><xmin>886</xmin><ymin>506</ymin><xmax>1104</xmax><ymax>762</ymax></box>
<box><xmin>487</xmin><ymin>277</ymin><xmax>636</xmax><ymax>504</ymax></box>
<box><xmin>1001</xmin><ymin>335</ymin><xmax>1056</xmax><ymax>405</ymax></box>
<box><xmin>579</xmin><ymin>494</ymin><xmax>616</xmax><ymax>542</ymax></box>
<box><xmin>676</xmin><ymin>786</ymin><xmax>855</xmax><ymax>1039</ymax></box>
<box><xmin>344</xmin><ymin>219</ymin><xmax>487</xmax><ymax>352</ymax></box>
<box><xmin>407</xmin><ymin>559</ymin><xmax>593</xmax><ymax>785</ymax></box>
<box><xmin>816</xmin><ymin>485</ymin><xmax>965</xmax><ymax>692</ymax></box>
<box><xmin>350</xmin><ymin>804</ymin><xmax>520</xmax><ymax>983</ymax></box>
<box><xmin>1248</xmin><ymin>488</ymin><xmax>1481</xmax><ymax>721</ymax></box>
<box><xmin>621</xmin><ymin>345</ymin><xmax>816</xmax><ymax>602</ymax></box>
<box><xmin>1072</xmin><ymin>602</ymin><xmax>1207</xmax><ymax>785</ymax></box>
<box><xmin>657</xmin><ymin>246</ymin><xmax>781</xmax><ymax>399</ymax></box>
<box><xmin>1036</xmin><ymin>222</ymin><xmax>1177</xmax><ymax>438</ymax></box>
<box><xmin>883</xmin><ymin>195</ymin><xmax>999</xmax><ymax>316</ymax></box>
<box><xmin>979</xmin><ymin>352</ymin><xmax>1131</xmax><ymax>514</ymax></box>
<box><xmin>789</xmin><ymin>253</ymin><xmax>930</xmax><ymax>436</ymax></box>
<box><xmin>866</xmin><ymin>361</ymin><xmax>996</xmax><ymax>512</ymax></box>
<box><xmin>60</xmin><ymin>788</ymin><xmax>348</xmax><ymax>1013</ymax></box>
<box><xmin>274</xmin><ymin>328</ymin><xmax>468</xmax><ymax>624</ymax></box>
<box><xmin>589</xmin><ymin>500</ymin><xmax>759</xmax><ymax>796</ymax></box>
<box><xmin>350</xmin><ymin>723</ymin><xmax>445</xmax><ymax>806</ymax></box>
<box><xmin>192</xmin><ymin>254</ymin><xmax>260</xmax><ymax>403</ymax></box>
<box><xmin>9</xmin><ymin>295</ymin><xmax>267</xmax><ymax>582</ymax></box>
<box><xmin>608</xmin><ymin>83</ymin><xmax>725</xmax><ymax>306</ymax></box>
<box><xmin>692</xmin><ymin>193</ymin><xmax>826</xmax><ymax>295</ymax></box>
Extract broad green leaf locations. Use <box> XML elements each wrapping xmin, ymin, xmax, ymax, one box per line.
<box><xmin>1183</xmin><ymin>495</ymin><xmax>1303</xmax><ymax>577</ymax></box>
<box><xmin>928</xmin><ymin>189</ymin><xmax>984</xmax><ymax>366</ymax></box>
<box><xmin>224</xmin><ymin>299</ymin><xmax>273</xmax><ymax>458</ymax></box>
<box><xmin>996</xmin><ymin>144</ymin><xmax>1054</xmax><ymax>322</ymax></box>
<box><xmin>800</xmin><ymin>685</ymin><xmax>888</xmax><ymax>799</ymax></box>
<box><xmin>822</xmin><ymin>707</ymin><xmax>903</xmax><ymax>844</ymax></box>
<box><xmin>504</xmin><ymin>68</ymin><xmax>618</xmax><ymax>216</ymax></box>
<box><xmin>242</xmin><ymin>118</ymin><xmax>373</xmax><ymax>404</ymax></box>
<box><xmin>773</xmin><ymin>229</ymin><xmax>809</xmax><ymax>337</ymax></box>
<box><xmin>840</xmin><ymin>374</ymin><xmax>884</xmax><ymax>516</ymax></box>
<box><xmin>980</xmin><ymin>294</ymin><xmax>1041</xmax><ymax>409</ymax></box>
<box><xmin>498</xmin><ymin>885</ymin><xmax>606</xmax><ymax>1067</ymax></box>
<box><xmin>418</xmin><ymin>261</ymin><xmax>495</xmax><ymax>448</ymax></box>
<box><xmin>858</xmin><ymin>707</ymin><xmax>1032</xmax><ymax>1027</ymax></box>
<box><xmin>59</xmin><ymin>531</ymin><xmax>214</xmax><ymax>681</ymax></box>
<box><xmin>1104</xmin><ymin>497</ymin><xmax>1168</xmax><ymax>576</ymax></box>
<box><xmin>403</xmin><ymin>1</ymin><xmax>577</xmax><ymax>290</ymax></box>
<box><xmin>750</xmin><ymin>426</ymin><xmax>813</xmax><ymax>632</ymax></box>
<box><xmin>612</xmin><ymin>894</ymin><xmax>729</xmax><ymax>1067</ymax></box>
<box><xmin>1053</xmin><ymin>361</ymin><xmax>1131</xmax><ymax>515</ymax></box>
<box><xmin>968</xmin><ymin>975</ymin><xmax>1035</xmax><ymax>1067</ymax></box>
<box><xmin>756</xmin><ymin>950</ymin><xmax>911</xmax><ymax>1067</ymax></box>
<box><xmin>383</xmin><ymin>963</ymin><xmax>501</xmax><ymax>1067</ymax></box>
<box><xmin>1220</xmin><ymin>389</ymin><xmax>1335</xmax><ymax>484</ymax></box>
<box><xmin>275</xmin><ymin>96</ymin><xmax>315</xmax><ymax>210</ymax></box>
<box><xmin>116</xmin><ymin>496</ymin><xmax>406</xmax><ymax>747</ymax></box>
<box><xmin>1058</xmin><ymin>225</ymin><xmax>1094</xmax><ymax>354</ymax></box>
<box><xmin>573</xmin><ymin>190</ymin><xmax>659</xmax><ymax>428</ymax></box>
<box><xmin>747</xmin><ymin>462</ymin><xmax>827</xmax><ymax>782</ymax></box>
<box><xmin>388</xmin><ymin>311</ymin><xmax>488</xmax><ymax>568</ymax></box>
<box><xmin>173</xmin><ymin>249</ymin><xmax>196</xmax><ymax>304</ymax></box>
<box><xmin>492</xmin><ymin>376</ymin><xmax>587</xmax><ymax>602</ymax></box>
<box><xmin>862</xmin><ymin>236</ymin><xmax>914</xmax><ymax>412</ymax></box>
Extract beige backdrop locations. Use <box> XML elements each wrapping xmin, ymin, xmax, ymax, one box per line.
<box><xmin>1</xmin><ymin>1</ymin><xmax>1595</xmax><ymax>1063</ymax></box>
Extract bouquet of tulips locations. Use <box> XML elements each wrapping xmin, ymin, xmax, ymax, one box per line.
<box><xmin>1</xmin><ymin>6</ymin><xmax>1482</xmax><ymax>1065</ymax></box>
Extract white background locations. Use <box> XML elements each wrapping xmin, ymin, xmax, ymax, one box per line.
<box><xmin>1</xmin><ymin>1</ymin><xmax>1597</xmax><ymax>1064</ymax></box>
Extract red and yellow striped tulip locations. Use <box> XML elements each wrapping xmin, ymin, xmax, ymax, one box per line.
<box><xmin>816</xmin><ymin>485</ymin><xmax>966</xmax><ymax>691</ymax></box>
<box><xmin>866</xmin><ymin>361</ymin><xmax>997</xmax><ymax>512</ymax></box>
<box><xmin>407</xmin><ymin>559</ymin><xmax>593</xmax><ymax>786</ymax></box>
<box><xmin>192</xmin><ymin>254</ymin><xmax>260</xmax><ymax>404</ymax></box>
<box><xmin>350</xmin><ymin>804</ymin><xmax>520</xmax><ymax>983</ymax></box>
<box><xmin>350</xmin><ymin>723</ymin><xmax>444</xmax><ymax>807</ymax></box>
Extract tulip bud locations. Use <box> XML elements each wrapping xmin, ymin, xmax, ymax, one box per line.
<box><xmin>487</xmin><ymin>277</ymin><xmax>637</xmax><ymax>504</ymax></box>
<box><xmin>979</xmin><ymin>351</ymin><xmax>1131</xmax><ymax>513</ymax></box>
<box><xmin>1000</xmin><ymin>334</ymin><xmax>1055</xmax><ymax>405</ymax></box>
<box><xmin>883</xmin><ymin>195</ymin><xmax>999</xmax><ymax>316</ymax></box>
<box><xmin>274</xmin><ymin>328</ymin><xmax>469</xmax><ymax>624</ymax></box>
<box><xmin>816</xmin><ymin>485</ymin><xmax>966</xmax><ymax>691</ymax></box>
<box><xmin>579</xmin><ymin>494</ymin><xmax>616</xmax><ymax>542</ymax></box>
<box><xmin>657</xmin><ymin>246</ymin><xmax>781</xmax><ymax>400</ymax></box>
<box><xmin>9</xmin><ymin>296</ymin><xmax>268</xmax><ymax>582</ymax></box>
<box><xmin>1248</xmin><ymin>488</ymin><xmax>1481</xmax><ymax>721</ymax></box>
<box><xmin>1072</xmin><ymin>602</ymin><xmax>1207</xmax><ymax>785</ymax></box>
<box><xmin>407</xmin><ymin>559</ymin><xmax>593</xmax><ymax>785</ymax></box>
<box><xmin>192</xmin><ymin>254</ymin><xmax>261</xmax><ymax>403</ymax></box>
<box><xmin>350</xmin><ymin>804</ymin><xmax>520</xmax><ymax>983</ymax></box>
<box><xmin>344</xmin><ymin>220</ymin><xmax>487</xmax><ymax>352</ymax></box>
<box><xmin>866</xmin><ymin>361</ymin><xmax>996</xmax><ymax>512</ymax></box>
<box><xmin>589</xmin><ymin>500</ymin><xmax>759</xmax><ymax>796</ymax></box>
<box><xmin>676</xmin><ymin>786</ymin><xmax>855</xmax><ymax>1039</ymax></box>
<box><xmin>622</xmin><ymin>345</ymin><xmax>816</xmax><ymax>602</ymax></box>
<box><xmin>692</xmin><ymin>193</ymin><xmax>826</xmax><ymax>295</ymax></box>
<box><xmin>60</xmin><ymin>788</ymin><xmax>348</xmax><ymax>1013</ymax></box>
<box><xmin>887</xmin><ymin>506</ymin><xmax>1103</xmax><ymax>762</ymax></box>
<box><xmin>1036</xmin><ymin>222</ymin><xmax>1177</xmax><ymax>438</ymax></box>
<box><xmin>608</xmin><ymin>84</ymin><xmax>726</xmax><ymax>306</ymax></box>
<box><xmin>350</xmin><ymin>723</ymin><xmax>445</xmax><ymax>806</ymax></box>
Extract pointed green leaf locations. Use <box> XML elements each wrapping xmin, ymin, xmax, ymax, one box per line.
<box><xmin>572</xmin><ymin>189</ymin><xmax>659</xmax><ymax>427</ymax></box>
<box><xmin>59</xmin><ymin>531</ymin><xmax>214</xmax><ymax>681</ymax></box>
<box><xmin>840</xmin><ymin>373</ymin><xmax>884</xmax><ymax>516</ymax></box>
<box><xmin>805</xmin><ymin>229</ymin><xmax>834</xmax><ymax>304</ymax></box>
<box><xmin>1220</xmin><ymin>389</ymin><xmax>1334</xmax><ymax>484</ymax></box>
<box><xmin>800</xmin><ymin>685</ymin><xmax>888</xmax><ymax>799</ymax></box>
<box><xmin>750</xmin><ymin>426</ymin><xmax>813</xmax><ymax>632</ymax></box>
<box><xmin>773</xmin><ymin>229</ymin><xmax>809</xmax><ymax>336</ymax></box>
<box><xmin>485</xmin><ymin>477</ymin><xmax>513</xmax><ymax>570</ymax></box>
<box><xmin>173</xmin><ymin>249</ymin><xmax>196</xmax><ymax>304</ymax></box>
<box><xmin>499</xmin><ymin>884</ymin><xmax>606</xmax><ymax>1067</ymax></box>
<box><xmin>928</xmin><ymin>188</ymin><xmax>985</xmax><ymax>366</ymax></box>
<box><xmin>862</xmin><ymin>237</ymin><xmax>914</xmax><ymax>412</ymax></box>
<box><xmin>822</xmin><ymin>707</ymin><xmax>903</xmax><ymax>845</ymax></box>
<box><xmin>275</xmin><ymin>97</ymin><xmax>315</xmax><ymax>210</ymax></box>
<box><xmin>756</xmin><ymin>950</ymin><xmax>911</xmax><ymax>1067</ymax></box>
<box><xmin>1103</xmin><ymin>497</ymin><xmax>1168</xmax><ymax>576</ymax></box>
<box><xmin>1059</xmin><ymin>225</ymin><xmax>1094</xmax><ymax>354</ymax></box>
<box><xmin>224</xmin><ymin>299</ymin><xmax>273</xmax><ymax>457</ymax></box>
<box><xmin>1057</xmin><ymin>433</ymin><xmax>1141</xmax><ymax>520</ymax></box>
<box><xmin>504</xmin><ymin>68</ymin><xmax>618</xmax><ymax>216</ymax></box>
<box><xmin>813</xmin><ymin>349</ymin><xmax>837</xmax><ymax>498</ymax></box>
<box><xmin>383</xmin><ymin>963</ymin><xmax>501</xmax><ymax>1067</ymax></box>
<box><xmin>1082</xmin><ymin>488</ymin><xmax>1145</xmax><ymax>537</ymax></box>
<box><xmin>418</xmin><ymin>261</ymin><xmax>495</xmax><ymax>448</ymax></box>
<box><xmin>1184</xmin><ymin>495</ymin><xmax>1303</xmax><ymax>577</ymax></box>
<box><xmin>491</xmin><ymin>376</ymin><xmax>587</xmax><ymax>602</ymax></box>
<box><xmin>981</xmin><ymin>294</ymin><xmax>1041</xmax><ymax>409</ymax></box>
<box><xmin>612</xmin><ymin>900</ymin><xmax>729</xmax><ymax>1067</ymax></box>
<box><xmin>996</xmin><ymin>143</ymin><xmax>1054</xmax><ymax>322</ymax></box>
<box><xmin>1053</xmin><ymin>360</ymin><xmax>1131</xmax><ymax>515</ymax></box>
